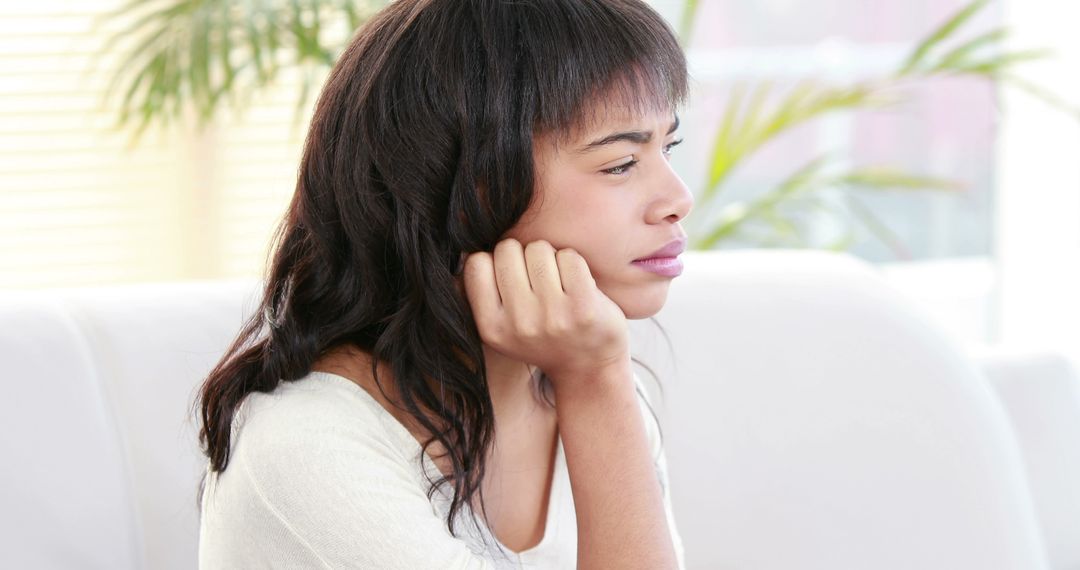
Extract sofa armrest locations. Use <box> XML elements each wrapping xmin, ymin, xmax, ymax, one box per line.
<box><xmin>971</xmin><ymin>347</ymin><xmax>1080</xmax><ymax>570</ymax></box>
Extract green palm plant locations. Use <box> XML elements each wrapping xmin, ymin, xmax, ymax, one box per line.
<box><xmin>680</xmin><ymin>0</ymin><xmax>1078</xmax><ymax>257</ymax></box>
<box><xmin>91</xmin><ymin>0</ymin><xmax>389</xmax><ymax>141</ymax></box>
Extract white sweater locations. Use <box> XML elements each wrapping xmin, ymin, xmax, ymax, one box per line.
<box><xmin>198</xmin><ymin>371</ymin><xmax>686</xmax><ymax>569</ymax></box>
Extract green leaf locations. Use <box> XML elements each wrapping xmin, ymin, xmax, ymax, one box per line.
<box><xmin>98</xmin><ymin>0</ymin><xmax>377</xmax><ymax>141</ymax></box>
<box><xmin>761</xmin><ymin>210</ymin><xmax>805</xmax><ymax>246</ymax></box>
<box><xmin>687</xmin><ymin>0</ymin><xmax>1080</xmax><ymax>253</ymax></box>
<box><xmin>91</xmin><ymin>2</ymin><xmax>192</xmax><ymax>62</ymax></box>
<box><xmin>844</xmin><ymin>194</ymin><xmax>913</xmax><ymax>260</ymax></box>
<box><xmin>692</xmin><ymin>160</ymin><xmax>964</xmax><ymax>250</ymax></box>
<box><xmin>823</xmin><ymin>232</ymin><xmax>857</xmax><ymax>252</ymax></box>
<box><xmin>691</xmin><ymin>202</ymin><xmax>749</xmax><ymax>249</ymax></box>
<box><xmin>694</xmin><ymin>155</ymin><xmax>834</xmax><ymax>249</ymax></box>
<box><xmin>704</xmin><ymin>82</ymin><xmax>747</xmax><ymax>193</ymax></box>
<box><xmin>190</xmin><ymin>9</ymin><xmax>212</xmax><ymax>114</ymax></box>
<box><xmin>295</xmin><ymin>64</ymin><xmax>316</xmax><ymax>129</ymax></box>
<box><xmin>699</xmin><ymin>79</ymin><xmax>892</xmax><ymax>209</ymax></box>
<box><xmin>679</xmin><ymin>0</ymin><xmax>701</xmax><ymax>44</ymax></box>
<box><xmin>119</xmin><ymin>49</ymin><xmax>166</xmax><ymax>128</ymax></box>
<box><xmin>102</xmin><ymin>20</ymin><xmax>174</xmax><ymax>114</ymax></box>
<box><xmin>343</xmin><ymin>1</ymin><xmax>361</xmax><ymax>31</ymax></box>
<box><xmin>947</xmin><ymin>49</ymin><xmax>1054</xmax><ymax>77</ymax></box>
<box><xmin>899</xmin><ymin>0</ymin><xmax>989</xmax><ymax>76</ymax></box>
<box><xmin>245</xmin><ymin>15</ymin><xmax>269</xmax><ymax>82</ymax></box>
<box><xmin>1000</xmin><ymin>72</ymin><xmax>1080</xmax><ymax>120</ymax></box>
<box><xmin>771</xmin><ymin>154</ymin><xmax>834</xmax><ymax>198</ymax></box>
<box><xmin>929</xmin><ymin>27</ymin><xmax>1008</xmax><ymax>72</ymax></box>
<box><xmin>834</xmin><ymin>168</ymin><xmax>964</xmax><ymax>192</ymax></box>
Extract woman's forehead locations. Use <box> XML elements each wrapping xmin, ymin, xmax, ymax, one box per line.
<box><xmin>545</xmin><ymin>103</ymin><xmax>678</xmax><ymax>150</ymax></box>
<box><xmin>577</xmin><ymin>84</ymin><xmax>674</xmax><ymax>126</ymax></box>
<box><xmin>587</xmin><ymin>106</ymin><xmax>676</xmax><ymax>132</ymax></box>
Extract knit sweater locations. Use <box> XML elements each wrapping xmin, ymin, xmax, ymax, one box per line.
<box><xmin>198</xmin><ymin>371</ymin><xmax>685</xmax><ymax>569</ymax></box>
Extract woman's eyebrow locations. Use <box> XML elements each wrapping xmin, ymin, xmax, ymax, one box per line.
<box><xmin>574</xmin><ymin>115</ymin><xmax>680</xmax><ymax>154</ymax></box>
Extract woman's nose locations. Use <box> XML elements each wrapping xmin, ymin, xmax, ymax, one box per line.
<box><xmin>647</xmin><ymin>161</ymin><xmax>695</xmax><ymax>224</ymax></box>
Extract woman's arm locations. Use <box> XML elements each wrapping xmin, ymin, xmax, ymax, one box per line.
<box><xmin>463</xmin><ymin>238</ymin><xmax>679</xmax><ymax>569</ymax></box>
<box><xmin>552</xmin><ymin>360</ymin><xmax>679</xmax><ymax>569</ymax></box>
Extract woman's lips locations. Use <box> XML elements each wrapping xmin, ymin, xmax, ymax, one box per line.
<box><xmin>637</xmin><ymin>238</ymin><xmax>687</xmax><ymax>260</ymax></box>
<box><xmin>631</xmin><ymin>256</ymin><xmax>684</xmax><ymax>277</ymax></box>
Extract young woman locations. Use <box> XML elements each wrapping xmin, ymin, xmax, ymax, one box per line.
<box><xmin>197</xmin><ymin>0</ymin><xmax>693</xmax><ymax>568</ymax></box>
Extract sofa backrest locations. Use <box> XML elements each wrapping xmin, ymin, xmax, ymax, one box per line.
<box><xmin>1</xmin><ymin>250</ymin><xmax>1059</xmax><ymax>569</ymax></box>
<box><xmin>632</xmin><ymin>250</ymin><xmax>1050</xmax><ymax>569</ymax></box>
<box><xmin>2</xmin><ymin>295</ymin><xmax>142</xmax><ymax>569</ymax></box>
<box><xmin>1</xmin><ymin>280</ymin><xmax>260</xmax><ymax>570</ymax></box>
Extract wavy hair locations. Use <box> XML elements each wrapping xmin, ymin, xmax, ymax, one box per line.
<box><xmin>197</xmin><ymin>0</ymin><xmax>688</xmax><ymax>545</ymax></box>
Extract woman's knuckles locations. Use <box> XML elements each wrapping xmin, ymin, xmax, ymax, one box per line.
<box><xmin>524</xmin><ymin>239</ymin><xmax>554</xmax><ymax>255</ymax></box>
<box><xmin>465</xmin><ymin>239</ymin><xmax>628</xmax><ymax>367</ymax></box>
<box><xmin>514</xmin><ymin>321</ymin><xmax>542</xmax><ymax>341</ymax></box>
<box><xmin>530</xmin><ymin>262</ymin><xmax>550</xmax><ymax>283</ymax></box>
<box><xmin>544</xmin><ymin>314</ymin><xmax>572</xmax><ymax>336</ymax></box>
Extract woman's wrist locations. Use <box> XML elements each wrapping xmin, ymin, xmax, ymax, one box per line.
<box><xmin>547</xmin><ymin>354</ymin><xmax>634</xmax><ymax>404</ymax></box>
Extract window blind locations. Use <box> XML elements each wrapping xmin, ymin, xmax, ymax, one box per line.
<box><xmin>0</xmin><ymin>1</ymin><xmax>322</xmax><ymax>288</ymax></box>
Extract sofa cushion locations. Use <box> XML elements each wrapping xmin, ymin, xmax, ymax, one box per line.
<box><xmin>0</xmin><ymin>295</ymin><xmax>141</xmax><ymax>569</ymax></box>
<box><xmin>58</xmin><ymin>279</ymin><xmax>261</xmax><ymax>570</ymax></box>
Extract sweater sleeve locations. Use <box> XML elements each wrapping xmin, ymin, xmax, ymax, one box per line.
<box><xmin>199</xmin><ymin>390</ymin><xmax>495</xmax><ymax>570</ymax></box>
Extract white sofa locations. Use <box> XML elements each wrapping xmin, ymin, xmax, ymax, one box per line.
<box><xmin>2</xmin><ymin>249</ymin><xmax>1078</xmax><ymax>569</ymax></box>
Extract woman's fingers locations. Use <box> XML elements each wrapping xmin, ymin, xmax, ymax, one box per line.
<box><xmin>524</xmin><ymin>240</ymin><xmax>564</xmax><ymax>298</ymax></box>
<box><xmin>555</xmin><ymin>247</ymin><xmax>595</xmax><ymax>297</ymax></box>
<box><xmin>492</xmin><ymin>239</ymin><xmax>530</xmax><ymax>299</ymax></box>
<box><xmin>464</xmin><ymin>238</ymin><xmax>628</xmax><ymax>376</ymax></box>
<box><xmin>463</xmin><ymin>251</ymin><xmax>502</xmax><ymax>322</ymax></box>
<box><xmin>492</xmin><ymin>239</ymin><xmax>539</xmax><ymax>323</ymax></box>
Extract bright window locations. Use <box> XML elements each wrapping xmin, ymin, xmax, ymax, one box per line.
<box><xmin>0</xmin><ymin>1</ymin><xmax>316</xmax><ymax>288</ymax></box>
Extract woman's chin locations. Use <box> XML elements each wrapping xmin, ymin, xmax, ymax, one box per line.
<box><xmin>607</xmin><ymin>282</ymin><xmax>671</xmax><ymax>320</ymax></box>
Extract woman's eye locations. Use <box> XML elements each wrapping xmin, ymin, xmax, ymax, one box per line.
<box><xmin>663</xmin><ymin>138</ymin><xmax>684</xmax><ymax>156</ymax></box>
<box><xmin>602</xmin><ymin>139</ymin><xmax>683</xmax><ymax>176</ymax></box>
<box><xmin>603</xmin><ymin>159</ymin><xmax>638</xmax><ymax>176</ymax></box>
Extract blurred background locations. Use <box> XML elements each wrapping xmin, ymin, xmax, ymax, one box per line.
<box><xmin>2</xmin><ymin>0</ymin><xmax>1078</xmax><ymax>365</ymax></box>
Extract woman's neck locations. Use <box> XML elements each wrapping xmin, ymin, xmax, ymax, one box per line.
<box><xmin>315</xmin><ymin>343</ymin><xmax>550</xmax><ymax>421</ymax></box>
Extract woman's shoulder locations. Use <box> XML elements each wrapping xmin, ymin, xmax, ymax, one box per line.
<box><xmin>201</xmin><ymin>372</ymin><xmax>491</xmax><ymax>569</ymax></box>
<box><xmin>230</xmin><ymin>371</ymin><xmax>422</xmax><ymax>476</ymax></box>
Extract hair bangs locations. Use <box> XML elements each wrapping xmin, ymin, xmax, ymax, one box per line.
<box><xmin>514</xmin><ymin>0</ymin><xmax>689</xmax><ymax>140</ymax></box>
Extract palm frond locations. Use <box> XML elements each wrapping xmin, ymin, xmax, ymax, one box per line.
<box><xmin>692</xmin><ymin>160</ymin><xmax>965</xmax><ymax>251</ymax></box>
<box><xmin>96</xmin><ymin>0</ymin><xmax>385</xmax><ymax>140</ymax></box>
<box><xmin>929</xmin><ymin>27</ymin><xmax>1007</xmax><ymax>72</ymax></box>
<box><xmin>946</xmin><ymin>49</ymin><xmax>1054</xmax><ymax>77</ymax></box>
<box><xmin>834</xmin><ymin>168</ymin><xmax>964</xmax><ymax>192</ymax></box>
<box><xmin>1000</xmin><ymin>72</ymin><xmax>1080</xmax><ymax>120</ymax></box>
<box><xmin>694</xmin><ymin>155</ymin><xmax>834</xmax><ymax>249</ymax></box>
<box><xmin>679</xmin><ymin>0</ymin><xmax>701</xmax><ymax>43</ymax></box>
<box><xmin>687</xmin><ymin>0</ymin><xmax>1080</xmax><ymax>253</ymax></box>
<box><xmin>700</xmin><ymin>79</ymin><xmax>896</xmax><ymax>203</ymax></box>
<box><xmin>899</xmin><ymin>0</ymin><xmax>989</xmax><ymax>76</ymax></box>
<box><xmin>843</xmin><ymin>193</ymin><xmax>913</xmax><ymax>260</ymax></box>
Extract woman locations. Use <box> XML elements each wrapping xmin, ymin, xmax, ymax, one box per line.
<box><xmin>197</xmin><ymin>0</ymin><xmax>693</xmax><ymax>568</ymax></box>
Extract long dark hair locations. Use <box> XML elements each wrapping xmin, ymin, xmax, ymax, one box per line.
<box><xmin>197</xmin><ymin>0</ymin><xmax>688</xmax><ymax>544</ymax></box>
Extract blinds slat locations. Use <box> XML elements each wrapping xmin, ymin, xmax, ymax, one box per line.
<box><xmin>1</xmin><ymin>2</ymin><xmax>318</xmax><ymax>289</ymax></box>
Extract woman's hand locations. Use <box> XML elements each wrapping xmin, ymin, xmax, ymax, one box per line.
<box><xmin>462</xmin><ymin>238</ymin><xmax>629</xmax><ymax>380</ymax></box>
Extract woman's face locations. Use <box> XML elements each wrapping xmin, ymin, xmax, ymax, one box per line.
<box><xmin>503</xmin><ymin>103</ymin><xmax>694</xmax><ymax>319</ymax></box>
